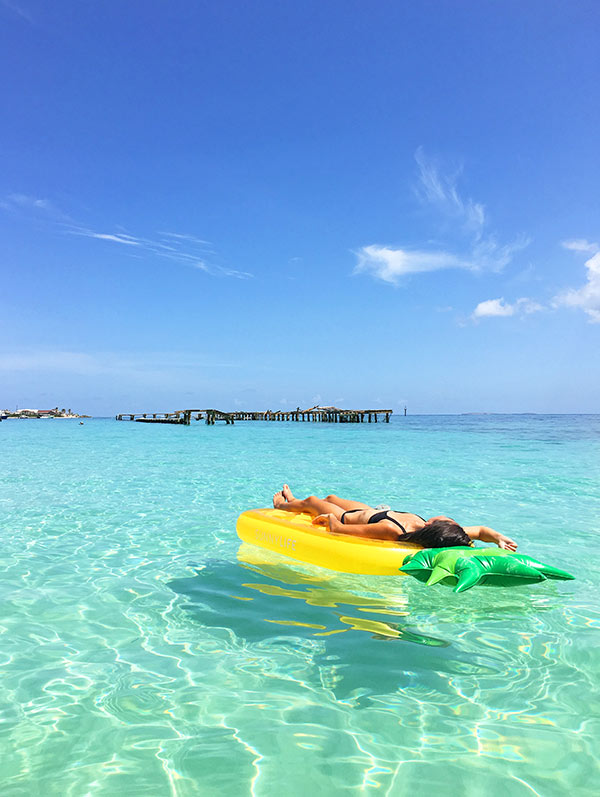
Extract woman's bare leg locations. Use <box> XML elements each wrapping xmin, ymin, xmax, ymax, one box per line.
<box><xmin>281</xmin><ymin>485</ymin><xmax>372</xmax><ymax>513</ymax></box>
<box><xmin>323</xmin><ymin>494</ymin><xmax>373</xmax><ymax>511</ymax></box>
<box><xmin>273</xmin><ymin>490</ymin><xmax>345</xmax><ymax>519</ymax></box>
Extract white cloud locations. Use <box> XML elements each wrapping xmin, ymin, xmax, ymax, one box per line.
<box><xmin>472</xmin><ymin>298</ymin><xmax>515</xmax><ymax>318</ymax></box>
<box><xmin>561</xmin><ymin>239</ymin><xmax>599</xmax><ymax>254</ymax></box>
<box><xmin>356</xmin><ymin>150</ymin><xmax>529</xmax><ymax>284</ymax></box>
<box><xmin>355</xmin><ymin>245</ymin><xmax>472</xmax><ymax>283</ymax></box>
<box><xmin>472</xmin><ymin>297</ymin><xmax>543</xmax><ymax>320</ymax></box>
<box><xmin>86</xmin><ymin>232</ymin><xmax>141</xmax><ymax>246</ymax></box>
<box><xmin>555</xmin><ymin>250</ymin><xmax>600</xmax><ymax>323</ymax></box>
<box><xmin>356</xmin><ymin>237</ymin><xmax>529</xmax><ymax>285</ymax></box>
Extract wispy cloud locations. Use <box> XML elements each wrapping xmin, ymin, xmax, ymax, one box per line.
<box><xmin>472</xmin><ymin>297</ymin><xmax>543</xmax><ymax>320</ymax></box>
<box><xmin>70</xmin><ymin>226</ymin><xmax>253</xmax><ymax>278</ymax></box>
<box><xmin>1</xmin><ymin>0</ymin><xmax>33</xmax><ymax>23</ymax></box>
<box><xmin>561</xmin><ymin>239</ymin><xmax>599</xmax><ymax>254</ymax></box>
<box><xmin>1</xmin><ymin>193</ymin><xmax>253</xmax><ymax>279</ymax></box>
<box><xmin>414</xmin><ymin>147</ymin><xmax>486</xmax><ymax>237</ymax></box>
<box><xmin>82</xmin><ymin>232</ymin><xmax>141</xmax><ymax>246</ymax></box>
<box><xmin>355</xmin><ymin>149</ymin><xmax>529</xmax><ymax>285</ymax></box>
<box><xmin>1</xmin><ymin>193</ymin><xmax>72</xmax><ymax>222</ymax></box>
<box><xmin>159</xmin><ymin>231</ymin><xmax>212</xmax><ymax>246</ymax></box>
<box><xmin>554</xmin><ymin>243</ymin><xmax>600</xmax><ymax>323</ymax></box>
<box><xmin>4</xmin><ymin>193</ymin><xmax>48</xmax><ymax>210</ymax></box>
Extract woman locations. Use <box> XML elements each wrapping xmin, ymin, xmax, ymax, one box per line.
<box><xmin>273</xmin><ymin>485</ymin><xmax>517</xmax><ymax>550</ymax></box>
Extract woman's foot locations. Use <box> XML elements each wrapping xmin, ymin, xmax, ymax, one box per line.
<box><xmin>273</xmin><ymin>491</ymin><xmax>286</xmax><ymax>509</ymax></box>
<box><xmin>282</xmin><ymin>484</ymin><xmax>295</xmax><ymax>502</ymax></box>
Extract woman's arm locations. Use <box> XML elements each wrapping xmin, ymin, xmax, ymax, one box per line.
<box><xmin>465</xmin><ymin>526</ymin><xmax>517</xmax><ymax>551</ymax></box>
<box><xmin>313</xmin><ymin>513</ymin><xmax>399</xmax><ymax>541</ymax></box>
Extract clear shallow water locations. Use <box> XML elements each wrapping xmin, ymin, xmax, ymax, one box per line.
<box><xmin>1</xmin><ymin>415</ymin><xmax>599</xmax><ymax>796</ymax></box>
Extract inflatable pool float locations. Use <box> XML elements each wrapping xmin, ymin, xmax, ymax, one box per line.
<box><xmin>400</xmin><ymin>547</ymin><xmax>574</xmax><ymax>592</ymax></box>
<box><xmin>236</xmin><ymin>508</ymin><xmax>422</xmax><ymax>575</ymax></box>
<box><xmin>237</xmin><ymin>509</ymin><xmax>575</xmax><ymax>589</ymax></box>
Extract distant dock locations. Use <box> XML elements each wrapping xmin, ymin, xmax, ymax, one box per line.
<box><xmin>115</xmin><ymin>406</ymin><xmax>393</xmax><ymax>425</ymax></box>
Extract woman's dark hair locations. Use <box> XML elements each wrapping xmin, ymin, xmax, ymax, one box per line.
<box><xmin>400</xmin><ymin>520</ymin><xmax>471</xmax><ymax>549</ymax></box>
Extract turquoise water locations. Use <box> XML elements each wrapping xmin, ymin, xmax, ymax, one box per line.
<box><xmin>1</xmin><ymin>415</ymin><xmax>599</xmax><ymax>796</ymax></box>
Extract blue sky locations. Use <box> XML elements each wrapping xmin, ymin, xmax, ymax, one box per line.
<box><xmin>1</xmin><ymin>0</ymin><xmax>598</xmax><ymax>414</ymax></box>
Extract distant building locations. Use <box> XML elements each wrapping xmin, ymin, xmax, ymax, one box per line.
<box><xmin>4</xmin><ymin>407</ymin><xmax>85</xmax><ymax>419</ymax></box>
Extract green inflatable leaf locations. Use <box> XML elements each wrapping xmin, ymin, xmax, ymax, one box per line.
<box><xmin>400</xmin><ymin>547</ymin><xmax>574</xmax><ymax>592</ymax></box>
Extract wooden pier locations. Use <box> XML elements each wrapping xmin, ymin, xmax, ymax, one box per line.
<box><xmin>115</xmin><ymin>409</ymin><xmax>234</xmax><ymax>425</ymax></box>
<box><xmin>115</xmin><ymin>406</ymin><xmax>392</xmax><ymax>425</ymax></box>
<box><xmin>116</xmin><ymin>412</ymin><xmax>188</xmax><ymax>425</ymax></box>
<box><xmin>232</xmin><ymin>406</ymin><xmax>392</xmax><ymax>423</ymax></box>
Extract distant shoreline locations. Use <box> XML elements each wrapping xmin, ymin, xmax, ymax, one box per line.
<box><xmin>1</xmin><ymin>410</ymin><xmax>91</xmax><ymax>420</ymax></box>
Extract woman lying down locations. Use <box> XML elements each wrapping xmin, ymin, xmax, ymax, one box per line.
<box><xmin>273</xmin><ymin>485</ymin><xmax>517</xmax><ymax>551</ymax></box>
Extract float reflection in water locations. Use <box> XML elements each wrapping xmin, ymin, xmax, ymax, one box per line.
<box><xmin>169</xmin><ymin>544</ymin><xmax>442</xmax><ymax>643</ymax></box>
<box><xmin>236</xmin><ymin>543</ymin><xmax>447</xmax><ymax>644</ymax></box>
<box><xmin>167</xmin><ymin>545</ymin><xmax>518</xmax><ymax>704</ymax></box>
